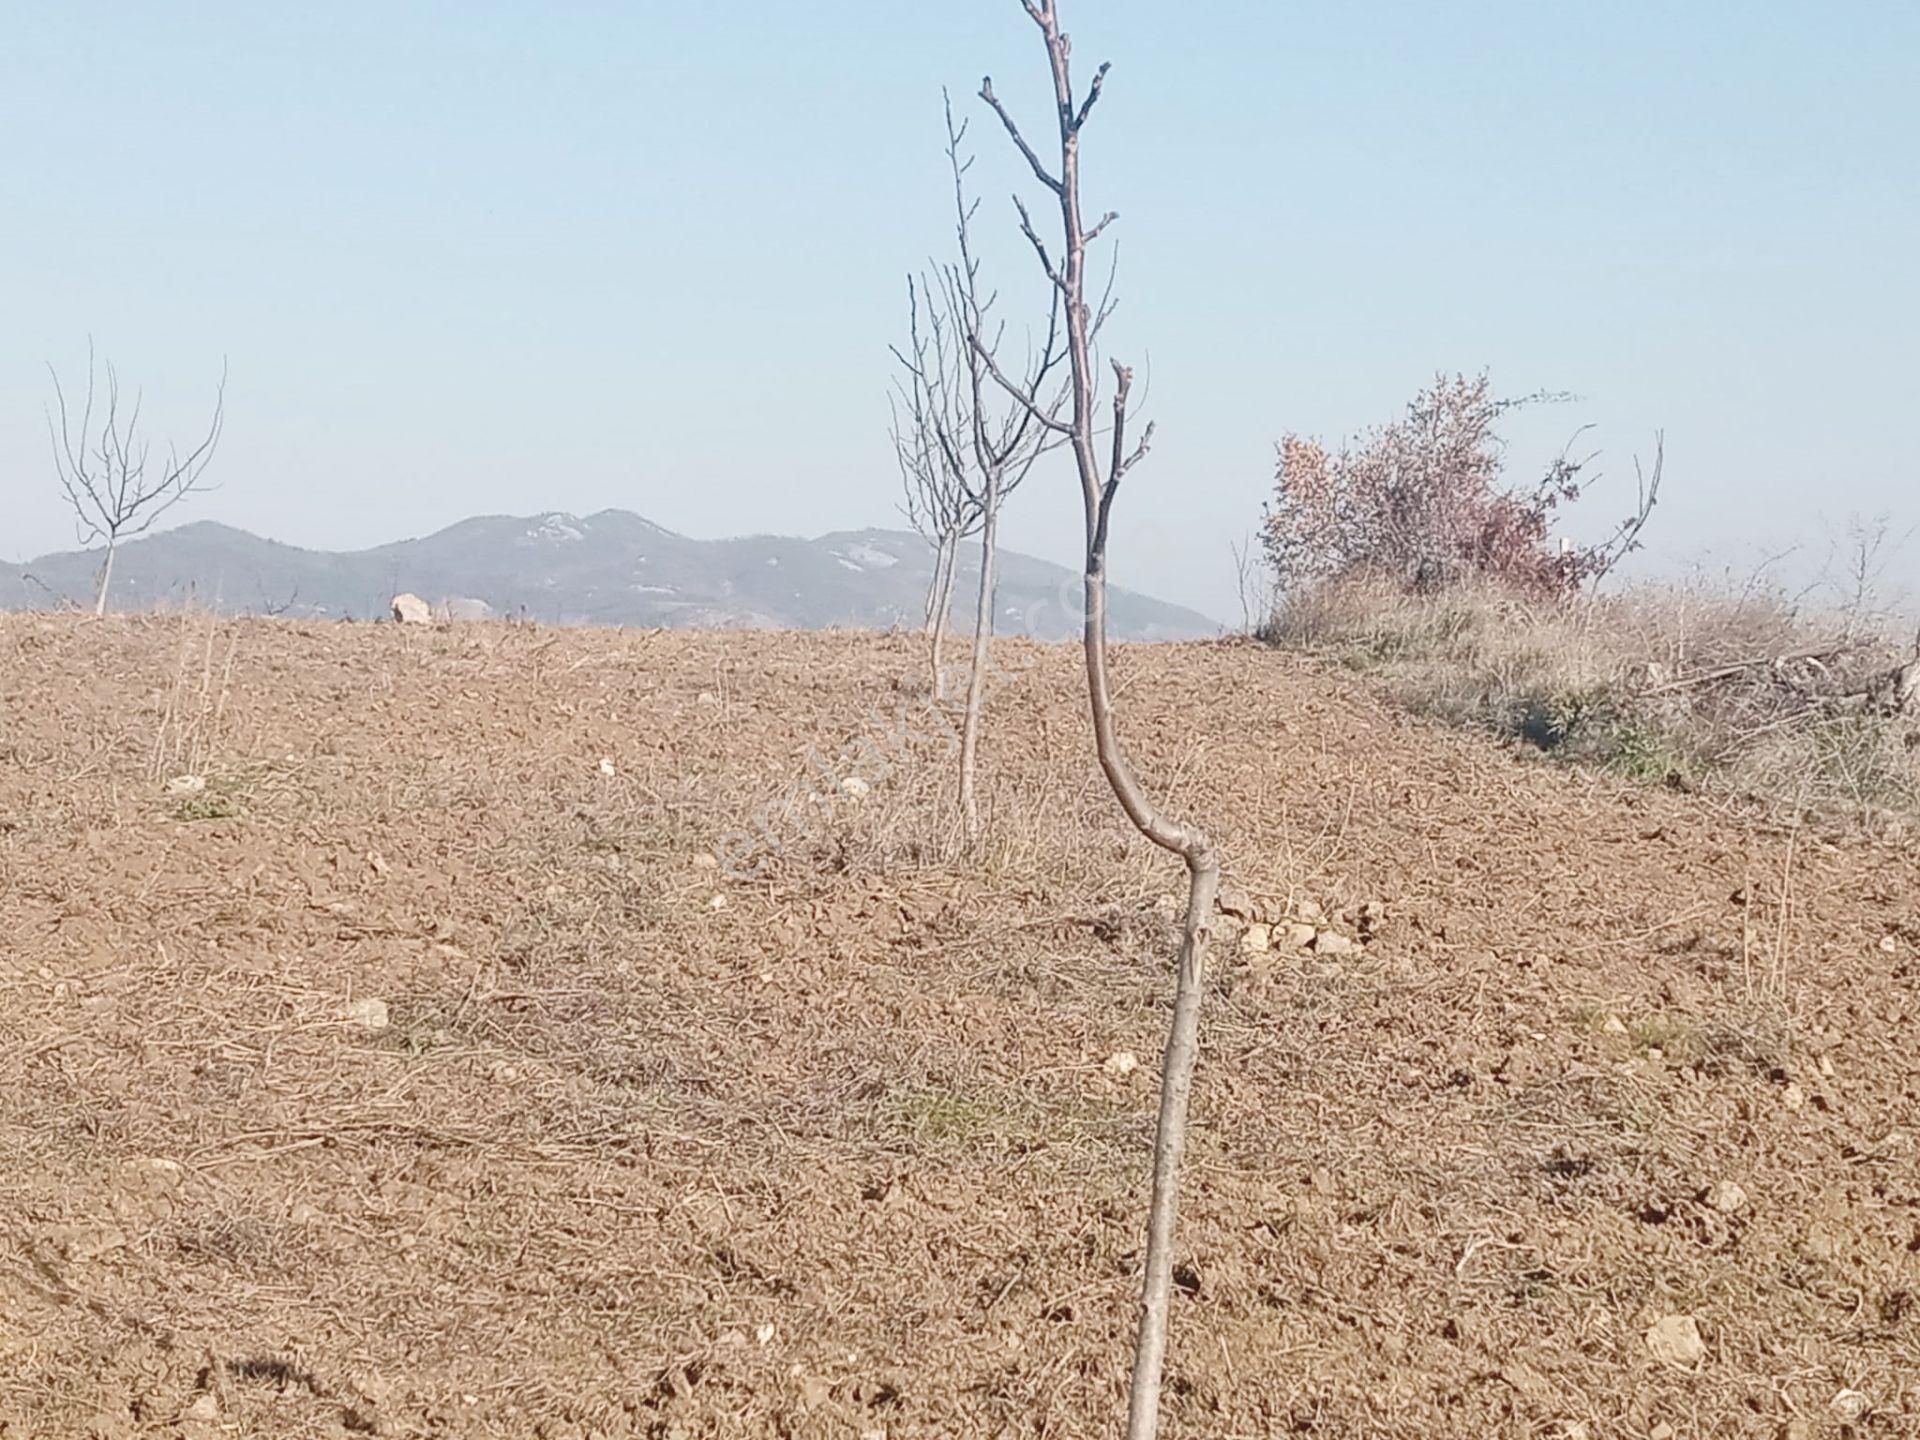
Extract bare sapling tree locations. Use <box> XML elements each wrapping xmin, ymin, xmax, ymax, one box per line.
<box><xmin>978</xmin><ymin>5</ymin><xmax>1220</xmax><ymax>1435</ymax></box>
<box><xmin>892</xmin><ymin>282</ymin><xmax>981</xmax><ymax>698</ymax></box>
<box><xmin>894</xmin><ymin>94</ymin><xmax>1067</xmax><ymax>843</ymax></box>
<box><xmin>1229</xmin><ymin>533</ymin><xmax>1277</xmax><ymax>636</ymax></box>
<box><xmin>47</xmin><ymin>341</ymin><xmax>227</xmax><ymax>615</ymax></box>
<box><xmin>934</xmin><ymin>92</ymin><xmax>1068</xmax><ymax>841</ymax></box>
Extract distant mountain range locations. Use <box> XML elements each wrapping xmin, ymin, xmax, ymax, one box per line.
<box><xmin>0</xmin><ymin>511</ymin><xmax>1220</xmax><ymax>640</ymax></box>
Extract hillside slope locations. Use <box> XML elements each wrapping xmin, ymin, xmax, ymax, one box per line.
<box><xmin>3</xmin><ymin>511</ymin><xmax>1218</xmax><ymax>639</ymax></box>
<box><xmin>1</xmin><ymin>615</ymin><xmax>1915</xmax><ymax>1438</ymax></box>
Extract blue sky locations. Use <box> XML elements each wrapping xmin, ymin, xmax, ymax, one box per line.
<box><xmin>3</xmin><ymin>1</ymin><xmax>1915</xmax><ymax>620</ymax></box>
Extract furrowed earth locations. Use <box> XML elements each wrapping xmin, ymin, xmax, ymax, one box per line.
<box><xmin>2</xmin><ymin>614</ymin><xmax>1916</xmax><ymax>1439</ymax></box>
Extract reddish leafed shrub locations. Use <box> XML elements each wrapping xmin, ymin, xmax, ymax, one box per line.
<box><xmin>1263</xmin><ymin>373</ymin><xmax>1657</xmax><ymax>601</ymax></box>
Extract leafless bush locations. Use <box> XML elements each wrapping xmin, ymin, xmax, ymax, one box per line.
<box><xmin>1263</xmin><ymin>373</ymin><xmax>1659</xmax><ymax>601</ymax></box>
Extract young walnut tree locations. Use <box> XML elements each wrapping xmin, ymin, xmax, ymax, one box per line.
<box><xmin>892</xmin><ymin>92</ymin><xmax>1068</xmax><ymax>840</ymax></box>
<box><xmin>46</xmin><ymin>341</ymin><xmax>227</xmax><ymax>615</ymax></box>
<box><xmin>977</xmin><ymin>5</ymin><xmax>1221</xmax><ymax>1434</ymax></box>
<box><xmin>891</xmin><ymin>319</ymin><xmax>980</xmax><ymax>699</ymax></box>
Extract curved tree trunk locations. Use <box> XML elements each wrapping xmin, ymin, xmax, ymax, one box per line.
<box><xmin>1085</xmin><ymin>561</ymin><xmax>1221</xmax><ymax>1440</ymax></box>
<box><xmin>978</xmin><ymin>8</ymin><xmax>1223</xmax><ymax>1435</ymax></box>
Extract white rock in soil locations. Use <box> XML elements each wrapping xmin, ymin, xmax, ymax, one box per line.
<box><xmin>1644</xmin><ymin>1314</ymin><xmax>1706</xmax><ymax>1368</ymax></box>
<box><xmin>1705</xmin><ymin>1179</ymin><xmax>1749</xmax><ymax>1214</ymax></box>
<box><xmin>183</xmin><ymin>1394</ymin><xmax>220</xmax><ymax>1422</ymax></box>
<box><xmin>344</xmin><ymin>997</ymin><xmax>390</xmax><ymax>1032</ymax></box>
<box><xmin>1239</xmin><ymin>923</ymin><xmax>1272</xmax><ymax>955</ymax></box>
<box><xmin>1830</xmin><ymin>1389</ymin><xmax>1870</xmax><ymax>1422</ymax></box>
<box><xmin>390</xmin><ymin>592</ymin><xmax>432</xmax><ymax>625</ymax></box>
<box><xmin>1313</xmin><ymin>930</ymin><xmax>1359</xmax><ymax>956</ymax></box>
<box><xmin>1103</xmin><ymin>1051</ymin><xmax>1141</xmax><ymax>1077</ymax></box>
<box><xmin>121</xmin><ymin>1157</ymin><xmax>185</xmax><ymax>1194</ymax></box>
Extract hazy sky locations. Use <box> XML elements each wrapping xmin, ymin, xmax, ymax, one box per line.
<box><xmin>4</xmin><ymin>2</ymin><xmax>1915</xmax><ymax>621</ymax></box>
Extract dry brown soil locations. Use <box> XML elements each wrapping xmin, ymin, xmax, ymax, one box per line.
<box><xmin>2</xmin><ymin>614</ymin><xmax>1917</xmax><ymax>1439</ymax></box>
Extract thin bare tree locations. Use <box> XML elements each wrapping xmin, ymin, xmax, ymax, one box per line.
<box><xmin>892</xmin><ymin>282</ymin><xmax>981</xmax><ymax>698</ymax></box>
<box><xmin>928</xmin><ymin>91</ymin><xmax>1067</xmax><ymax>841</ymax></box>
<box><xmin>894</xmin><ymin>93</ymin><xmax>1068</xmax><ymax>842</ymax></box>
<box><xmin>977</xmin><ymin>5</ymin><xmax>1220</xmax><ymax>1435</ymax></box>
<box><xmin>46</xmin><ymin>341</ymin><xmax>227</xmax><ymax>615</ymax></box>
<box><xmin>1229</xmin><ymin>533</ymin><xmax>1276</xmax><ymax>637</ymax></box>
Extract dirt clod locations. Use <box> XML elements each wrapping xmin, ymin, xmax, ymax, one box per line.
<box><xmin>182</xmin><ymin>1394</ymin><xmax>219</xmax><ymax>1423</ymax></box>
<box><xmin>1830</xmin><ymin>1389</ymin><xmax>1870</xmax><ymax>1422</ymax></box>
<box><xmin>1704</xmin><ymin>1179</ymin><xmax>1749</xmax><ymax>1214</ymax></box>
<box><xmin>1645</xmin><ymin>1315</ymin><xmax>1706</xmax><ymax>1369</ymax></box>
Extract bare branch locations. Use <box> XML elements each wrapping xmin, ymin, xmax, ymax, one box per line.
<box><xmin>978</xmin><ymin>77</ymin><xmax>1063</xmax><ymax>194</ymax></box>
<box><xmin>968</xmin><ymin>335</ymin><xmax>1073</xmax><ymax>434</ymax></box>
<box><xmin>1010</xmin><ymin>193</ymin><xmax>1067</xmax><ymax>292</ymax></box>
<box><xmin>1583</xmin><ymin>430</ymin><xmax>1664</xmax><ymax>587</ymax></box>
<box><xmin>1073</xmin><ymin>61</ymin><xmax>1111</xmax><ymax>131</ymax></box>
<box><xmin>1091</xmin><ymin>361</ymin><xmax>1153</xmax><ymax>569</ymax></box>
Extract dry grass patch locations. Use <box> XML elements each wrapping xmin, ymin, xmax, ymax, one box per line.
<box><xmin>1266</xmin><ymin>576</ymin><xmax>1920</xmax><ymax>824</ymax></box>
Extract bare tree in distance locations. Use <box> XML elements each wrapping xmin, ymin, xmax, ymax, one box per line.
<box><xmin>46</xmin><ymin>341</ymin><xmax>227</xmax><ymax>615</ymax></box>
<box><xmin>899</xmin><ymin>90</ymin><xmax>1069</xmax><ymax>841</ymax></box>
<box><xmin>976</xmin><ymin>5</ymin><xmax>1220</xmax><ymax>1434</ymax></box>
<box><xmin>1229</xmin><ymin>532</ymin><xmax>1276</xmax><ymax>637</ymax></box>
<box><xmin>892</xmin><ymin>282</ymin><xmax>981</xmax><ymax>699</ymax></box>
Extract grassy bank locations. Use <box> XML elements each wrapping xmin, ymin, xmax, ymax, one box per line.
<box><xmin>1264</xmin><ymin>577</ymin><xmax>1920</xmax><ymax>828</ymax></box>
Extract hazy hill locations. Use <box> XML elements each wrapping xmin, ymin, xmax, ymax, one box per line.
<box><xmin>3</xmin><ymin>511</ymin><xmax>1219</xmax><ymax>640</ymax></box>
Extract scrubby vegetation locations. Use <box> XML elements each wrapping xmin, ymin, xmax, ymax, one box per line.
<box><xmin>1261</xmin><ymin>373</ymin><xmax>1657</xmax><ymax>601</ymax></box>
<box><xmin>1265</xmin><ymin>575</ymin><xmax>1919</xmax><ymax>826</ymax></box>
<box><xmin>1259</xmin><ymin>376</ymin><xmax>1918</xmax><ymax>826</ymax></box>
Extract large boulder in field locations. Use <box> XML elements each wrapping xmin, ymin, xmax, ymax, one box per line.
<box><xmin>390</xmin><ymin>592</ymin><xmax>432</xmax><ymax>625</ymax></box>
<box><xmin>437</xmin><ymin>596</ymin><xmax>493</xmax><ymax>623</ymax></box>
